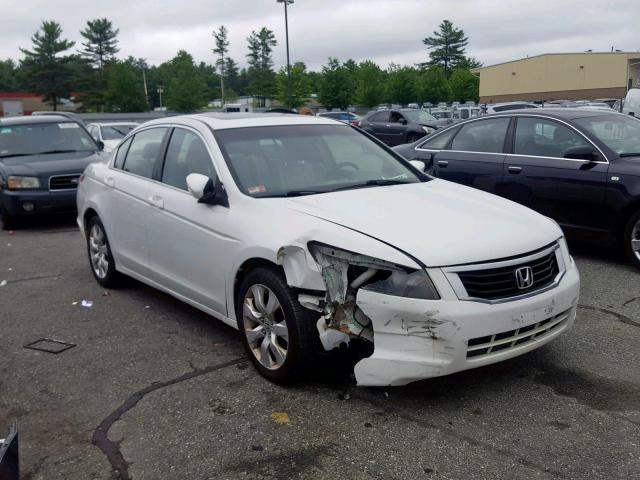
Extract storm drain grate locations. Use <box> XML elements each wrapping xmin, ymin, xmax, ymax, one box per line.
<box><xmin>23</xmin><ymin>338</ymin><xmax>76</xmax><ymax>354</ymax></box>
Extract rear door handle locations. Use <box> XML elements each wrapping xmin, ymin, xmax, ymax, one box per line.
<box><xmin>385</xmin><ymin>124</ymin><xmax>391</xmax><ymax>127</ymax></box>
<box><xmin>105</xmin><ymin>177</ymin><xmax>115</xmax><ymax>188</ymax></box>
<box><xmin>148</xmin><ymin>195</ymin><xmax>164</xmax><ymax>209</ymax></box>
<box><xmin>508</xmin><ymin>166</ymin><xmax>522</xmax><ymax>174</ymax></box>
<box><xmin>437</xmin><ymin>160</ymin><xmax>449</xmax><ymax>167</ymax></box>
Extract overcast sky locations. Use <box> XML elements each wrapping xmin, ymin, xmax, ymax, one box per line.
<box><xmin>3</xmin><ymin>0</ymin><xmax>640</xmax><ymax>70</ymax></box>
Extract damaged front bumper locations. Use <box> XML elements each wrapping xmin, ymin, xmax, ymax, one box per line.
<box><xmin>353</xmin><ymin>263</ymin><xmax>580</xmax><ymax>386</ymax></box>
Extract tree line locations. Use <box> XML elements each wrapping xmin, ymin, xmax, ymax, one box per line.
<box><xmin>0</xmin><ymin>18</ymin><xmax>481</xmax><ymax>113</ymax></box>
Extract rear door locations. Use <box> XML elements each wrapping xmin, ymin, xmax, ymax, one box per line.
<box><xmin>432</xmin><ymin>116</ymin><xmax>511</xmax><ymax>193</ymax></box>
<box><xmin>500</xmin><ymin>115</ymin><xmax>609</xmax><ymax>232</ymax></box>
<box><xmin>145</xmin><ymin>126</ymin><xmax>231</xmax><ymax>316</ymax></box>
<box><xmin>367</xmin><ymin>111</ymin><xmax>392</xmax><ymax>144</ymax></box>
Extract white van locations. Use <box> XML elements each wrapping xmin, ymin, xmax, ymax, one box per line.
<box><xmin>622</xmin><ymin>88</ymin><xmax>640</xmax><ymax>117</ymax></box>
<box><xmin>223</xmin><ymin>103</ymin><xmax>252</xmax><ymax>113</ymax></box>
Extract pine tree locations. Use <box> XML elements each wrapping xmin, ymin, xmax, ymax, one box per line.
<box><xmin>20</xmin><ymin>21</ymin><xmax>76</xmax><ymax>110</ymax></box>
<box><xmin>246</xmin><ymin>28</ymin><xmax>277</xmax><ymax>103</ymax></box>
<box><xmin>421</xmin><ymin>20</ymin><xmax>469</xmax><ymax>74</ymax></box>
<box><xmin>80</xmin><ymin>18</ymin><xmax>119</xmax><ymax>111</ymax></box>
<box><xmin>212</xmin><ymin>25</ymin><xmax>229</xmax><ymax>104</ymax></box>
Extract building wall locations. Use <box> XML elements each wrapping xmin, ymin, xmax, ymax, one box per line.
<box><xmin>477</xmin><ymin>53</ymin><xmax>640</xmax><ymax>103</ymax></box>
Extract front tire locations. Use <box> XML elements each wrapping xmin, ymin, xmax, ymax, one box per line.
<box><xmin>623</xmin><ymin>211</ymin><xmax>640</xmax><ymax>271</ymax></box>
<box><xmin>236</xmin><ymin>267</ymin><xmax>318</xmax><ymax>384</ymax></box>
<box><xmin>86</xmin><ymin>216</ymin><xmax>122</xmax><ymax>287</ymax></box>
<box><xmin>0</xmin><ymin>207</ymin><xmax>14</xmax><ymax>230</ymax></box>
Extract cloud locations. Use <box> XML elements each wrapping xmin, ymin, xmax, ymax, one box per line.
<box><xmin>2</xmin><ymin>0</ymin><xmax>639</xmax><ymax>70</ymax></box>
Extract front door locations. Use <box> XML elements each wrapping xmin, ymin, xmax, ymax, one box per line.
<box><xmin>145</xmin><ymin>126</ymin><xmax>231</xmax><ymax>317</ymax></box>
<box><xmin>499</xmin><ymin>116</ymin><xmax>609</xmax><ymax>234</ymax></box>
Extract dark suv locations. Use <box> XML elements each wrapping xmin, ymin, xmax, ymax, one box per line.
<box><xmin>0</xmin><ymin>115</ymin><xmax>104</xmax><ymax>228</ymax></box>
<box><xmin>394</xmin><ymin>109</ymin><xmax>640</xmax><ymax>270</ymax></box>
<box><xmin>359</xmin><ymin>109</ymin><xmax>444</xmax><ymax>146</ymax></box>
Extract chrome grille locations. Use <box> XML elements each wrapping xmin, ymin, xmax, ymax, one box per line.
<box><xmin>49</xmin><ymin>174</ymin><xmax>81</xmax><ymax>191</ymax></box>
<box><xmin>466</xmin><ymin>309</ymin><xmax>571</xmax><ymax>359</ymax></box>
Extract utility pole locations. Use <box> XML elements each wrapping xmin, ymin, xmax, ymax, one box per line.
<box><xmin>277</xmin><ymin>0</ymin><xmax>294</xmax><ymax>109</ymax></box>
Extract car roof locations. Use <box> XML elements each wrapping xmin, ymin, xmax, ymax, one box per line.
<box><xmin>499</xmin><ymin>108</ymin><xmax>619</xmax><ymax>120</ymax></box>
<box><xmin>0</xmin><ymin>115</ymin><xmax>76</xmax><ymax>126</ymax></box>
<box><xmin>90</xmin><ymin>122</ymin><xmax>139</xmax><ymax>126</ymax></box>
<box><xmin>142</xmin><ymin>112</ymin><xmax>341</xmax><ymax>130</ymax></box>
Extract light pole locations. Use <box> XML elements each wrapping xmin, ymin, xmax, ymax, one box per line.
<box><xmin>277</xmin><ymin>0</ymin><xmax>294</xmax><ymax>109</ymax></box>
<box><xmin>157</xmin><ymin>85</ymin><xmax>164</xmax><ymax>110</ymax></box>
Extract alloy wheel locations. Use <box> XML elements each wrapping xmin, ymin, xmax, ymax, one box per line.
<box><xmin>89</xmin><ymin>224</ymin><xmax>110</xmax><ymax>279</ymax></box>
<box><xmin>632</xmin><ymin>218</ymin><xmax>640</xmax><ymax>262</ymax></box>
<box><xmin>242</xmin><ymin>284</ymin><xmax>289</xmax><ymax>370</ymax></box>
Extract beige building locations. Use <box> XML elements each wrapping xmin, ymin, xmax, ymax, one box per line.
<box><xmin>474</xmin><ymin>52</ymin><xmax>640</xmax><ymax>103</ymax></box>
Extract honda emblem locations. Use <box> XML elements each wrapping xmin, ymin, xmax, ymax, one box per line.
<box><xmin>515</xmin><ymin>266</ymin><xmax>534</xmax><ymax>290</ymax></box>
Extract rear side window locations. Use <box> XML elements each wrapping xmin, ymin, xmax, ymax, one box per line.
<box><xmin>113</xmin><ymin>137</ymin><xmax>132</xmax><ymax>169</ymax></box>
<box><xmin>161</xmin><ymin>129</ymin><xmax>216</xmax><ymax>190</ymax></box>
<box><xmin>122</xmin><ymin>128</ymin><xmax>167</xmax><ymax>179</ymax></box>
<box><xmin>418</xmin><ymin>128</ymin><xmax>457</xmax><ymax>150</ymax></box>
<box><xmin>451</xmin><ymin>118</ymin><xmax>510</xmax><ymax>153</ymax></box>
<box><xmin>514</xmin><ymin>118</ymin><xmax>590</xmax><ymax>158</ymax></box>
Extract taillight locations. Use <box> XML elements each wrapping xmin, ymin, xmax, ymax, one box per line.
<box><xmin>351</xmin><ymin>120</ymin><xmax>360</xmax><ymax>127</ymax></box>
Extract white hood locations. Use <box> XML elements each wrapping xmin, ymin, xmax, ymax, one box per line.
<box><xmin>285</xmin><ymin>179</ymin><xmax>562</xmax><ymax>267</ymax></box>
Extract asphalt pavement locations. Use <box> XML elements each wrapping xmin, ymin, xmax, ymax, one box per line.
<box><xmin>0</xmin><ymin>215</ymin><xmax>638</xmax><ymax>480</ymax></box>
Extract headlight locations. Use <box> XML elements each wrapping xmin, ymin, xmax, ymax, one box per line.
<box><xmin>558</xmin><ymin>236</ymin><xmax>573</xmax><ymax>267</ymax></box>
<box><xmin>421</xmin><ymin>126</ymin><xmax>433</xmax><ymax>134</ymax></box>
<box><xmin>364</xmin><ymin>269</ymin><xmax>439</xmax><ymax>300</ymax></box>
<box><xmin>7</xmin><ymin>176</ymin><xmax>40</xmax><ymax>190</ymax></box>
<box><xmin>308</xmin><ymin>242</ymin><xmax>440</xmax><ymax>300</ymax></box>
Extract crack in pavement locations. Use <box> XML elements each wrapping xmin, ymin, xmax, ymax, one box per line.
<box><xmin>622</xmin><ymin>297</ymin><xmax>640</xmax><ymax>307</ymax></box>
<box><xmin>92</xmin><ymin>357</ymin><xmax>246</xmax><ymax>480</ymax></box>
<box><xmin>578</xmin><ymin>304</ymin><xmax>640</xmax><ymax>328</ymax></box>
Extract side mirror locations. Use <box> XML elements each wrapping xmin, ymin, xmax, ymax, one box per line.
<box><xmin>564</xmin><ymin>145</ymin><xmax>597</xmax><ymax>161</ymax></box>
<box><xmin>186</xmin><ymin>173</ymin><xmax>229</xmax><ymax>207</ymax></box>
<box><xmin>97</xmin><ymin>140</ymin><xmax>105</xmax><ymax>151</ymax></box>
<box><xmin>399</xmin><ymin>118</ymin><xmax>407</xmax><ymax>125</ymax></box>
<box><xmin>409</xmin><ymin>160</ymin><xmax>426</xmax><ymax>171</ymax></box>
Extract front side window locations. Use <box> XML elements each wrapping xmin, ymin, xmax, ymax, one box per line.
<box><xmin>389</xmin><ymin>112</ymin><xmax>406</xmax><ymax>123</ymax></box>
<box><xmin>113</xmin><ymin>137</ymin><xmax>132</xmax><ymax>169</ymax></box>
<box><xmin>215</xmin><ymin>124</ymin><xmax>423</xmax><ymax>198</ymax></box>
<box><xmin>515</xmin><ymin>118</ymin><xmax>590</xmax><ymax>158</ymax></box>
<box><xmin>450</xmin><ymin>118</ymin><xmax>510</xmax><ymax>153</ymax></box>
<box><xmin>574</xmin><ymin>114</ymin><xmax>640</xmax><ymax>157</ymax></box>
<box><xmin>161</xmin><ymin>129</ymin><xmax>216</xmax><ymax>190</ymax></box>
<box><xmin>418</xmin><ymin>128</ymin><xmax>457</xmax><ymax>150</ymax></box>
<box><xmin>402</xmin><ymin>110</ymin><xmax>438</xmax><ymax>124</ymax></box>
<box><xmin>121</xmin><ymin>128</ymin><xmax>167</xmax><ymax>179</ymax></box>
<box><xmin>0</xmin><ymin>122</ymin><xmax>97</xmax><ymax>158</ymax></box>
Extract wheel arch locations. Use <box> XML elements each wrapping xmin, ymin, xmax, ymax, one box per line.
<box><xmin>233</xmin><ymin>257</ymin><xmax>284</xmax><ymax>314</ymax></box>
<box><xmin>617</xmin><ymin>199</ymin><xmax>640</xmax><ymax>242</ymax></box>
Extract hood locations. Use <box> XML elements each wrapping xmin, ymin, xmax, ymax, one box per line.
<box><xmin>0</xmin><ymin>151</ymin><xmax>102</xmax><ymax>177</ymax></box>
<box><xmin>284</xmin><ymin>179</ymin><xmax>562</xmax><ymax>267</ymax></box>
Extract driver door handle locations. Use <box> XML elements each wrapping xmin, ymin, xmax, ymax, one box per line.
<box><xmin>148</xmin><ymin>195</ymin><xmax>164</xmax><ymax>209</ymax></box>
<box><xmin>508</xmin><ymin>166</ymin><xmax>523</xmax><ymax>174</ymax></box>
<box><xmin>437</xmin><ymin>160</ymin><xmax>449</xmax><ymax>167</ymax></box>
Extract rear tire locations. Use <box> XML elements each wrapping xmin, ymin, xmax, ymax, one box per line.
<box><xmin>236</xmin><ymin>267</ymin><xmax>318</xmax><ymax>384</ymax></box>
<box><xmin>407</xmin><ymin>133</ymin><xmax>422</xmax><ymax>144</ymax></box>
<box><xmin>623</xmin><ymin>210</ymin><xmax>640</xmax><ymax>271</ymax></box>
<box><xmin>86</xmin><ymin>216</ymin><xmax>123</xmax><ymax>288</ymax></box>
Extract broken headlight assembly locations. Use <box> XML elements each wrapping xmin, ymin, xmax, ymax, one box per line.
<box><xmin>308</xmin><ymin>242</ymin><xmax>440</xmax><ymax>300</ymax></box>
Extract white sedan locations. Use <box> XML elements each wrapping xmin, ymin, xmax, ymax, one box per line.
<box><xmin>85</xmin><ymin>122</ymin><xmax>139</xmax><ymax>153</ymax></box>
<box><xmin>76</xmin><ymin>113</ymin><xmax>580</xmax><ymax>386</ymax></box>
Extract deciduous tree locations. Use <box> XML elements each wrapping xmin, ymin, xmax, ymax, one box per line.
<box><xmin>276</xmin><ymin>61</ymin><xmax>309</xmax><ymax>108</ymax></box>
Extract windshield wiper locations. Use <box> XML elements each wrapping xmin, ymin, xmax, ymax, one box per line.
<box><xmin>619</xmin><ymin>152</ymin><xmax>640</xmax><ymax>157</ymax></box>
<box><xmin>284</xmin><ymin>190</ymin><xmax>326</xmax><ymax>197</ymax></box>
<box><xmin>330</xmin><ymin>179</ymin><xmax>412</xmax><ymax>192</ymax></box>
<box><xmin>0</xmin><ymin>153</ymin><xmax>34</xmax><ymax>159</ymax></box>
<box><xmin>34</xmin><ymin>149</ymin><xmax>87</xmax><ymax>155</ymax></box>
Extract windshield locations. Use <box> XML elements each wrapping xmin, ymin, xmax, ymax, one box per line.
<box><xmin>402</xmin><ymin>110</ymin><xmax>437</xmax><ymax>124</ymax></box>
<box><xmin>574</xmin><ymin>114</ymin><xmax>640</xmax><ymax>156</ymax></box>
<box><xmin>214</xmin><ymin>124</ymin><xmax>423</xmax><ymax>197</ymax></box>
<box><xmin>0</xmin><ymin>122</ymin><xmax>97</xmax><ymax>158</ymax></box>
<box><xmin>101</xmin><ymin>125</ymin><xmax>137</xmax><ymax>140</ymax></box>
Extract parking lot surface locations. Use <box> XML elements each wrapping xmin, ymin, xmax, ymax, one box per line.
<box><xmin>1</xmin><ymin>216</ymin><xmax>639</xmax><ymax>480</ymax></box>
